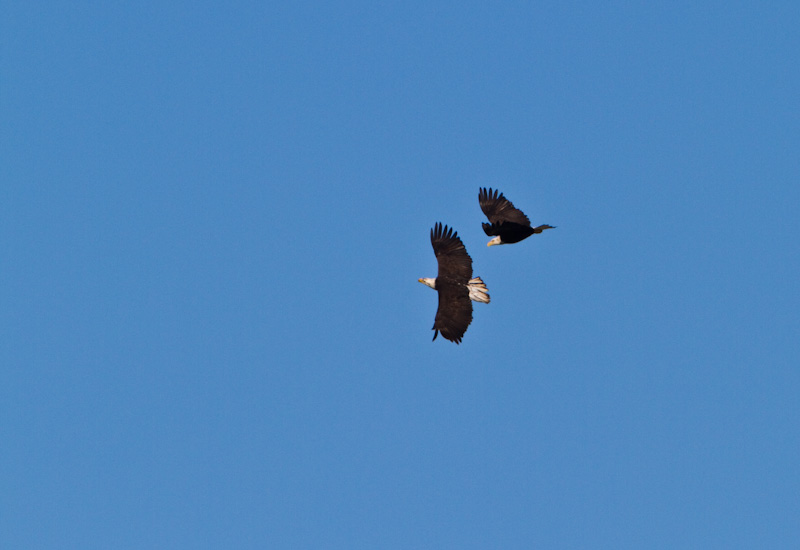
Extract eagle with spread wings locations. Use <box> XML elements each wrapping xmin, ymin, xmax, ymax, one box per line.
<box><xmin>479</xmin><ymin>187</ymin><xmax>555</xmax><ymax>246</ymax></box>
<box><xmin>418</xmin><ymin>223</ymin><xmax>489</xmax><ymax>343</ymax></box>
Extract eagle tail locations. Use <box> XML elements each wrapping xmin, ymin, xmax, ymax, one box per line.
<box><xmin>468</xmin><ymin>277</ymin><xmax>490</xmax><ymax>304</ymax></box>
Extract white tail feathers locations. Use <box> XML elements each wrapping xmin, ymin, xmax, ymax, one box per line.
<box><xmin>468</xmin><ymin>277</ymin><xmax>490</xmax><ymax>304</ymax></box>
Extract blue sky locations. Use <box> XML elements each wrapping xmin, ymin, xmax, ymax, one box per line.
<box><xmin>2</xmin><ymin>1</ymin><xmax>799</xmax><ymax>548</ymax></box>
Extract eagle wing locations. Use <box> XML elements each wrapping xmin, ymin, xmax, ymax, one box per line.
<box><xmin>479</xmin><ymin>187</ymin><xmax>531</xmax><ymax>227</ymax></box>
<box><xmin>430</xmin><ymin>222</ymin><xmax>474</xmax><ymax>343</ymax></box>
<box><xmin>431</xmin><ymin>222</ymin><xmax>472</xmax><ymax>282</ymax></box>
<box><xmin>433</xmin><ymin>283</ymin><xmax>472</xmax><ymax>343</ymax></box>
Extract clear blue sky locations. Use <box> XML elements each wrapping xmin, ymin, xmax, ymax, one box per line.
<box><xmin>2</xmin><ymin>1</ymin><xmax>799</xmax><ymax>548</ymax></box>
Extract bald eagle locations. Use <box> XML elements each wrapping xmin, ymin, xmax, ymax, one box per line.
<box><xmin>479</xmin><ymin>187</ymin><xmax>555</xmax><ymax>246</ymax></box>
<box><xmin>418</xmin><ymin>222</ymin><xmax>490</xmax><ymax>343</ymax></box>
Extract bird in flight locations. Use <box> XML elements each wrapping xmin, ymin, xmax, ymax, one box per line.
<box><xmin>479</xmin><ymin>187</ymin><xmax>555</xmax><ymax>246</ymax></box>
<box><xmin>418</xmin><ymin>223</ymin><xmax>490</xmax><ymax>343</ymax></box>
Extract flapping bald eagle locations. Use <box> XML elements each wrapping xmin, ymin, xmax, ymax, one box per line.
<box><xmin>418</xmin><ymin>223</ymin><xmax>490</xmax><ymax>344</ymax></box>
<box><xmin>479</xmin><ymin>187</ymin><xmax>555</xmax><ymax>246</ymax></box>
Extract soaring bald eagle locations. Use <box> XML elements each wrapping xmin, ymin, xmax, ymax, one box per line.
<box><xmin>418</xmin><ymin>222</ymin><xmax>490</xmax><ymax>343</ymax></box>
<box><xmin>479</xmin><ymin>187</ymin><xmax>555</xmax><ymax>246</ymax></box>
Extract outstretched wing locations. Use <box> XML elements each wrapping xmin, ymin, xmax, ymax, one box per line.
<box><xmin>431</xmin><ymin>222</ymin><xmax>472</xmax><ymax>284</ymax></box>
<box><xmin>479</xmin><ymin>187</ymin><xmax>531</xmax><ymax>227</ymax></box>
<box><xmin>432</xmin><ymin>283</ymin><xmax>472</xmax><ymax>344</ymax></box>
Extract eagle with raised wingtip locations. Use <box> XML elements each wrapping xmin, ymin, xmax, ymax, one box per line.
<box><xmin>479</xmin><ymin>187</ymin><xmax>555</xmax><ymax>246</ymax></box>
